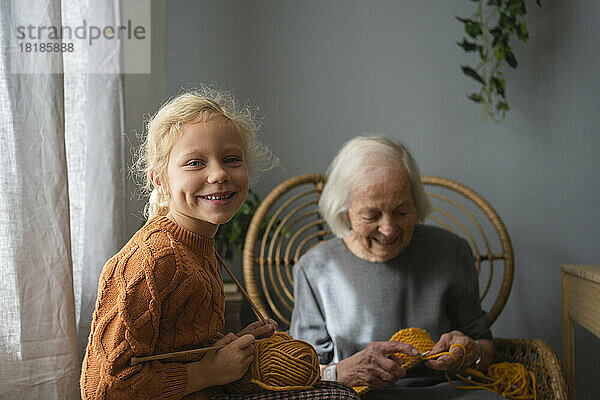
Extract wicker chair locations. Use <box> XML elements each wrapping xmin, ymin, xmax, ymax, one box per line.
<box><xmin>243</xmin><ymin>174</ymin><xmax>567</xmax><ymax>400</ymax></box>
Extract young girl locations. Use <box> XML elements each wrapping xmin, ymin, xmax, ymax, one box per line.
<box><xmin>80</xmin><ymin>89</ymin><xmax>278</xmax><ymax>400</ymax></box>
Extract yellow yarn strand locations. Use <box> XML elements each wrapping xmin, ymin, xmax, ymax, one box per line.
<box><xmin>352</xmin><ymin>328</ymin><xmax>536</xmax><ymax>400</ymax></box>
<box><xmin>451</xmin><ymin>363</ymin><xmax>537</xmax><ymax>400</ymax></box>
<box><xmin>225</xmin><ymin>332</ymin><xmax>321</xmax><ymax>393</ymax></box>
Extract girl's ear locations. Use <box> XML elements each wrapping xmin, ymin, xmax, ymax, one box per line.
<box><xmin>150</xmin><ymin>171</ymin><xmax>166</xmax><ymax>195</ymax></box>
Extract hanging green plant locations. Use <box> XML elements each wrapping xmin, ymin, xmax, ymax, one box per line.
<box><xmin>457</xmin><ymin>0</ymin><xmax>541</xmax><ymax>122</ymax></box>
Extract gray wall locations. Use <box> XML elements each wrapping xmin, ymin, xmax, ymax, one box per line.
<box><xmin>124</xmin><ymin>1</ymin><xmax>166</xmax><ymax>234</ymax></box>
<box><xmin>161</xmin><ymin>1</ymin><xmax>600</xmax><ymax>396</ymax></box>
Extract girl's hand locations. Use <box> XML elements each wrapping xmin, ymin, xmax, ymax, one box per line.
<box><xmin>238</xmin><ymin>318</ymin><xmax>278</xmax><ymax>339</ymax></box>
<box><xmin>424</xmin><ymin>330</ymin><xmax>478</xmax><ymax>371</ymax></box>
<box><xmin>210</xmin><ymin>333</ymin><xmax>256</xmax><ymax>383</ymax></box>
<box><xmin>184</xmin><ymin>333</ymin><xmax>255</xmax><ymax>395</ymax></box>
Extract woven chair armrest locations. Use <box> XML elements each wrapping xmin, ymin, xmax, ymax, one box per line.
<box><xmin>492</xmin><ymin>337</ymin><xmax>568</xmax><ymax>400</ymax></box>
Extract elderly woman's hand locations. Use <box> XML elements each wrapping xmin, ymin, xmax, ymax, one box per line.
<box><xmin>424</xmin><ymin>330</ymin><xmax>480</xmax><ymax>371</ymax></box>
<box><xmin>336</xmin><ymin>341</ymin><xmax>419</xmax><ymax>388</ymax></box>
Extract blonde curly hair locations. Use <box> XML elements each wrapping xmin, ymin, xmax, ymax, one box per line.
<box><xmin>135</xmin><ymin>87</ymin><xmax>275</xmax><ymax>218</ymax></box>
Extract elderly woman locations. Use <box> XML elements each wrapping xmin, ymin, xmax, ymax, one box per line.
<box><xmin>289</xmin><ymin>136</ymin><xmax>503</xmax><ymax>400</ymax></box>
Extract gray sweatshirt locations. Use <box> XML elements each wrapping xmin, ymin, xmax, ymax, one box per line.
<box><xmin>289</xmin><ymin>224</ymin><xmax>491</xmax><ymax>366</ymax></box>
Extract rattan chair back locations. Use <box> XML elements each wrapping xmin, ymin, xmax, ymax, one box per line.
<box><xmin>243</xmin><ymin>174</ymin><xmax>514</xmax><ymax>330</ymax></box>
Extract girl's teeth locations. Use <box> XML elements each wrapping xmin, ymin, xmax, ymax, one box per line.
<box><xmin>205</xmin><ymin>194</ymin><xmax>232</xmax><ymax>200</ymax></box>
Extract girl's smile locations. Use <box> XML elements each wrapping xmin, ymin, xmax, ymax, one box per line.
<box><xmin>153</xmin><ymin>119</ymin><xmax>249</xmax><ymax>238</ymax></box>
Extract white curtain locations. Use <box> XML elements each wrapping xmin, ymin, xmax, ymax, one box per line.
<box><xmin>0</xmin><ymin>0</ymin><xmax>126</xmax><ymax>398</ymax></box>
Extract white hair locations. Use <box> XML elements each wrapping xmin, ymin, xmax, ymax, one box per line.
<box><xmin>319</xmin><ymin>136</ymin><xmax>431</xmax><ymax>238</ymax></box>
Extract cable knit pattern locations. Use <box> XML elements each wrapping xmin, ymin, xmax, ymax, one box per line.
<box><xmin>81</xmin><ymin>216</ymin><xmax>225</xmax><ymax>400</ymax></box>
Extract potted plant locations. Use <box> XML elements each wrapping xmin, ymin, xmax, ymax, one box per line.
<box><xmin>214</xmin><ymin>188</ymin><xmax>264</xmax><ymax>262</ymax></box>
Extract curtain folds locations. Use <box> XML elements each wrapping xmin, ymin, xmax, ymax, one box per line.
<box><xmin>0</xmin><ymin>1</ymin><xmax>80</xmax><ymax>396</ymax></box>
<box><xmin>68</xmin><ymin>0</ymin><xmax>127</xmax><ymax>359</ymax></box>
<box><xmin>0</xmin><ymin>0</ymin><xmax>126</xmax><ymax>398</ymax></box>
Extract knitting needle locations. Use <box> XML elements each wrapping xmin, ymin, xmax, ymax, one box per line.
<box><xmin>215</xmin><ymin>251</ymin><xmax>268</xmax><ymax>325</ymax></box>
<box><xmin>130</xmin><ymin>345</ymin><xmax>226</xmax><ymax>365</ymax></box>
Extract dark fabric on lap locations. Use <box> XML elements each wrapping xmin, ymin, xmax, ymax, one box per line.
<box><xmin>364</xmin><ymin>378</ymin><xmax>506</xmax><ymax>400</ymax></box>
<box><xmin>209</xmin><ymin>381</ymin><xmax>360</xmax><ymax>400</ymax></box>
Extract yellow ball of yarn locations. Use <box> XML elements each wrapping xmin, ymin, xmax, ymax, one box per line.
<box><xmin>225</xmin><ymin>332</ymin><xmax>321</xmax><ymax>393</ymax></box>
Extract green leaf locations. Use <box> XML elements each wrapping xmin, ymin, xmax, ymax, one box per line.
<box><xmin>507</xmin><ymin>0</ymin><xmax>526</xmax><ymax>15</ymax></box>
<box><xmin>505</xmin><ymin>49</ymin><xmax>518</xmax><ymax>68</ymax></box>
<box><xmin>478</xmin><ymin>46</ymin><xmax>487</xmax><ymax>60</ymax></box>
<box><xmin>494</xmin><ymin>45</ymin><xmax>505</xmax><ymax>61</ymax></box>
<box><xmin>466</xmin><ymin>22</ymin><xmax>483</xmax><ymax>38</ymax></box>
<box><xmin>492</xmin><ymin>76</ymin><xmax>506</xmax><ymax>98</ymax></box>
<box><xmin>457</xmin><ymin>39</ymin><xmax>478</xmax><ymax>52</ymax></box>
<box><xmin>490</xmin><ymin>27</ymin><xmax>503</xmax><ymax>47</ymax></box>
<box><xmin>461</xmin><ymin>65</ymin><xmax>486</xmax><ymax>85</ymax></box>
<box><xmin>517</xmin><ymin>22</ymin><xmax>529</xmax><ymax>42</ymax></box>
<box><xmin>240</xmin><ymin>202</ymin><xmax>250</xmax><ymax>214</ymax></box>
<box><xmin>499</xmin><ymin>13</ymin><xmax>516</xmax><ymax>31</ymax></box>
<box><xmin>496</xmin><ymin>101</ymin><xmax>510</xmax><ymax>111</ymax></box>
<box><xmin>468</xmin><ymin>93</ymin><xmax>484</xmax><ymax>103</ymax></box>
<box><xmin>231</xmin><ymin>223</ymin><xmax>242</xmax><ymax>242</ymax></box>
<box><xmin>456</xmin><ymin>17</ymin><xmax>483</xmax><ymax>38</ymax></box>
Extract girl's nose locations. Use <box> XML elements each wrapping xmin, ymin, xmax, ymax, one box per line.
<box><xmin>207</xmin><ymin>163</ymin><xmax>230</xmax><ymax>183</ymax></box>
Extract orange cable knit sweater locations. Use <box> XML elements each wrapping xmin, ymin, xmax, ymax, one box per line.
<box><xmin>80</xmin><ymin>216</ymin><xmax>225</xmax><ymax>400</ymax></box>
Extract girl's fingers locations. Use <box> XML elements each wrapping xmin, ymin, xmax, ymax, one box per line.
<box><xmin>234</xmin><ymin>334</ymin><xmax>256</xmax><ymax>350</ymax></box>
<box><xmin>266</xmin><ymin>318</ymin><xmax>279</xmax><ymax>330</ymax></box>
<box><xmin>215</xmin><ymin>332</ymin><xmax>238</xmax><ymax>346</ymax></box>
<box><xmin>254</xmin><ymin>323</ymin><xmax>276</xmax><ymax>338</ymax></box>
<box><xmin>239</xmin><ymin>319</ymin><xmax>278</xmax><ymax>338</ymax></box>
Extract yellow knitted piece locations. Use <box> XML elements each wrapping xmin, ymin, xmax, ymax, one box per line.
<box><xmin>352</xmin><ymin>328</ymin><xmax>536</xmax><ymax>400</ymax></box>
<box><xmin>225</xmin><ymin>332</ymin><xmax>321</xmax><ymax>393</ymax></box>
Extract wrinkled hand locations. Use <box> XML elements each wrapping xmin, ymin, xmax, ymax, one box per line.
<box><xmin>337</xmin><ymin>341</ymin><xmax>419</xmax><ymax>388</ymax></box>
<box><xmin>237</xmin><ymin>318</ymin><xmax>278</xmax><ymax>339</ymax></box>
<box><xmin>424</xmin><ymin>330</ymin><xmax>478</xmax><ymax>372</ymax></box>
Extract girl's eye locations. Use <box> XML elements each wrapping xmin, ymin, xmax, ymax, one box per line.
<box><xmin>186</xmin><ymin>160</ymin><xmax>205</xmax><ymax>167</ymax></box>
<box><xmin>225</xmin><ymin>156</ymin><xmax>243</xmax><ymax>165</ymax></box>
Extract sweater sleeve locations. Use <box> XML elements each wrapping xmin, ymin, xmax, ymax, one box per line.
<box><xmin>448</xmin><ymin>238</ymin><xmax>492</xmax><ymax>340</ymax></box>
<box><xmin>81</xmin><ymin>249</ymin><xmax>188</xmax><ymax>400</ymax></box>
<box><xmin>289</xmin><ymin>260</ymin><xmax>334</xmax><ymax>365</ymax></box>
